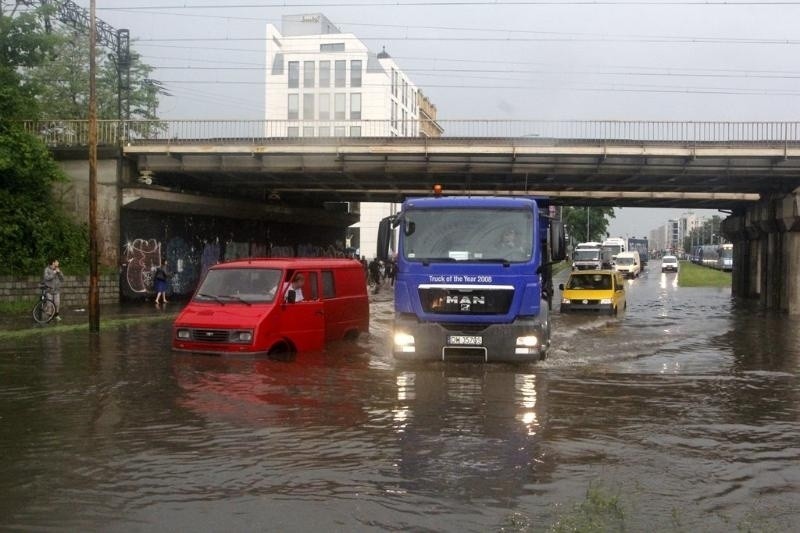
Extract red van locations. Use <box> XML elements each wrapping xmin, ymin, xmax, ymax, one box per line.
<box><xmin>172</xmin><ymin>258</ymin><xmax>369</xmax><ymax>356</ymax></box>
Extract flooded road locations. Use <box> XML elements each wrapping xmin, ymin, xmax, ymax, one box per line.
<box><xmin>1</xmin><ymin>263</ymin><xmax>799</xmax><ymax>531</ymax></box>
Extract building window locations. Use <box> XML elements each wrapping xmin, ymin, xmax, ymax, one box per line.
<box><xmin>350</xmin><ymin>60</ymin><xmax>362</xmax><ymax>88</ymax></box>
<box><xmin>334</xmin><ymin>93</ymin><xmax>346</xmax><ymax>120</ymax></box>
<box><xmin>392</xmin><ymin>102</ymin><xmax>397</xmax><ymax>130</ymax></box>
<box><xmin>334</xmin><ymin>126</ymin><xmax>346</xmax><ymax>137</ymax></box>
<box><xmin>303</xmin><ymin>126</ymin><xmax>315</xmax><ymax>137</ymax></box>
<box><xmin>320</xmin><ymin>42</ymin><xmax>345</xmax><ymax>52</ymax></box>
<box><xmin>303</xmin><ymin>94</ymin><xmax>314</xmax><ymax>120</ymax></box>
<box><xmin>350</xmin><ymin>126</ymin><xmax>361</xmax><ymax>137</ymax></box>
<box><xmin>391</xmin><ymin>69</ymin><xmax>397</xmax><ymax>96</ymax></box>
<box><xmin>303</xmin><ymin>61</ymin><xmax>315</xmax><ymax>88</ymax></box>
<box><xmin>319</xmin><ymin>94</ymin><xmax>330</xmax><ymax>120</ymax></box>
<box><xmin>319</xmin><ymin>126</ymin><xmax>331</xmax><ymax>137</ymax></box>
<box><xmin>287</xmin><ymin>126</ymin><xmax>299</xmax><ymax>137</ymax></box>
<box><xmin>319</xmin><ymin>60</ymin><xmax>330</xmax><ymax>88</ymax></box>
<box><xmin>287</xmin><ymin>94</ymin><xmax>299</xmax><ymax>120</ymax></box>
<box><xmin>334</xmin><ymin>60</ymin><xmax>346</xmax><ymax>88</ymax></box>
<box><xmin>288</xmin><ymin>61</ymin><xmax>299</xmax><ymax>89</ymax></box>
<box><xmin>350</xmin><ymin>93</ymin><xmax>361</xmax><ymax>120</ymax></box>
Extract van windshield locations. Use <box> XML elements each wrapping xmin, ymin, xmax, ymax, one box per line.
<box><xmin>615</xmin><ymin>257</ymin><xmax>634</xmax><ymax>266</ymax></box>
<box><xmin>567</xmin><ymin>274</ymin><xmax>612</xmax><ymax>290</ymax></box>
<box><xmin>194</xmin><ymin>268</ymin><xmax>281</xmax><ymax>303</ymax></box>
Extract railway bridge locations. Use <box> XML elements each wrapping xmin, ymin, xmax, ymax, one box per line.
<box><xmin>29</xmin><ymin>119</ymin><xmax>800</xmax><ymax>312</ymax></box>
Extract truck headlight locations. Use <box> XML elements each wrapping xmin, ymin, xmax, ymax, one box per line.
<box><xmin>515</xmin><ymin>335</ymin><xmax>538</xmax><ymax>354</ymax></box>
<box><xmin>561</xmin><ymin>298</ymin><xmax>571</xmax><ymax>304</ymax></box>
<box><xmin>176</xmin><ymin>329</ymin><xmax>191</xmax><ymax>340</ymax></box>
<box><xmin>600</xmin><ymin>298</ymin><xmax>612</xmax><ymax>304</ymax></box>
<box><xmin>394</xmin><ymin>332</ymin><xmax>416</xmax><ymax>352</ymax></box>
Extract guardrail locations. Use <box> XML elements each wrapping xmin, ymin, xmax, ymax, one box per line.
<box><xmin>21</xmin><ymin>119</ymin><xmax>800</xmax><ymax>146</ymax></box>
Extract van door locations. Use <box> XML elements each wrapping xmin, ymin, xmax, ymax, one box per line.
<box><xmin>279</xmin><ymin>271</ymin><xmax>325</xmax><ymax>351</ymax></box>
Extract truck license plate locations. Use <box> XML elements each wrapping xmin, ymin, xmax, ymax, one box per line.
<box><xmin>448</xmin><ymin>335</ymin><xmax>483</xmax><ymax>345</ymax></box>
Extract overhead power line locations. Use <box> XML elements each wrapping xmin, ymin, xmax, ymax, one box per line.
<box><xmin>97</xmin><ymin>1</ymin><xmax>800</xmax><ymax>9</ymax></box>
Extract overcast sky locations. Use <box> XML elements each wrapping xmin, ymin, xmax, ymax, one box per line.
<box><xmin>86</xmin><ymin>0</ymin><xmax>798</xmax><ymax>236</ymax></box>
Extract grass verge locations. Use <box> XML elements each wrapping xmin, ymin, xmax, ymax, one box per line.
<box><xmin>0</xmin><ymin>314</ymin><xmax>178</xmax><ymax>341</ymax></box>
<box><xmin>677</xmin><ymin>260</ymin><xmax>732</xmax><ymax>287</ymax></box>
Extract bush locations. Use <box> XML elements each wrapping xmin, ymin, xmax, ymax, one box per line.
<box><xmin>0</xmin><ymin>126</ymin><xmax>89</xmax><ymax>275</ymax></box>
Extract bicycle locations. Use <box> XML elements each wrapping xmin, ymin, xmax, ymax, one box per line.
<box><xmin>32</xmin><ymin>284</ymin><xmax>57</xmax><ymax>324</ymax></box>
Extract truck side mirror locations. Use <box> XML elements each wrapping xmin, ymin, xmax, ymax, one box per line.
<box><xmin>377</xmin><ymin>217</ymin><xmax>392</xmax><ymax>262</ymax></box>
<box><xmin>549</xmin><ymin>221</ymin><xmax>566</xmax><ymax>261</ymax></box>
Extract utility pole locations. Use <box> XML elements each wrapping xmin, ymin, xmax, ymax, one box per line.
<box><xmin>88</xmin><ymin>0</ymin><xmax>99</xmax><ymax>332</ymax></box>
<box><xmin>585</xmin><ymin>206</ymin><xmax>589</xmax><ymax>241</ymax></box>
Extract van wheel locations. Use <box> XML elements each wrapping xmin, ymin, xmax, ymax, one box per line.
<box><xmin>268</xmin><ymin>341</ymin><xmax>295</xmax><ymax>361</ymax></box>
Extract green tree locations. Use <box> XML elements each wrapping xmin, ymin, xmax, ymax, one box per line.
<box><xmin>562</xmin><ymin>206</ymin><xmax>616</xmax><ymax>245</ymax></box>
<box><xmin>25</xmin><ymin>31</ymin><xmax>163</xmax><ymax>120</ymax></box>
<box><xmin>0</xmin><ymin>4</ymin><xmax>88</xmax><ymax>275</ymax></box>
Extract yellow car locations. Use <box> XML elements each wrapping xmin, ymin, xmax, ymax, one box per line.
<box><xmin>558</xmin><ymin>270</ymin><xmax>627</xmax><ymax>315</ymax></box>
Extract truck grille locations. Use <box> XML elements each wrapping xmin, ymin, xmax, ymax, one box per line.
<box><xmin>419</xmin><ymin>287</ymin><xmax>513</xmax><ymax>314</ymax></box>
<box><xmin>191</xmin><ymin>329</ymin><xmax>230</xmax><ymax>342</ymax></box>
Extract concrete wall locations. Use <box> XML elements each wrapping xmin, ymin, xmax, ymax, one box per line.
<box><xmin>0</xmin><ymin>275</ymin><xmax>119</xmax><ymax>307</ymax></box>
<box><xmin>53</xmin><ymin>154</ymin><xmax>120</xmax><ymax>268</ymax></box>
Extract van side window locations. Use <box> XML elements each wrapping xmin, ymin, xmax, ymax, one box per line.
<box><xmin>322</xmin><ymin>271</ymin><xmax>335</xmax><ymax>298</ymax></box>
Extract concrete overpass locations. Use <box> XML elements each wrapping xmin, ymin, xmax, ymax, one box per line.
<box><xmin>29</xmin><ymin>119</ymin><xmax>800</xmax><ymax>312</ymax></box>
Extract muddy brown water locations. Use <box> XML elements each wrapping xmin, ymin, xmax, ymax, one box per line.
<box><xmin>1</xmin><ymin>264</ymin><xmax>798</xmax><ymax>531</ymax></box>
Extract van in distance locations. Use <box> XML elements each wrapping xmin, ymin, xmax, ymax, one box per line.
<box><xmin>613</xmin><ymin>251</ymin><xmax>641</xmax><ymax>278</ymax></box>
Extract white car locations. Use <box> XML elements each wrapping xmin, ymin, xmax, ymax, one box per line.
<box><xmin>661</xmin><ymin>255</ymin><xmax>679</xmax><ymax>273</ymax></box>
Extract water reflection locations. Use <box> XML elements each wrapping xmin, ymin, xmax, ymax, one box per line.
<box><xmin>390</xmin><ymin>365</ymin><xmax>552</xmax><ymax>507</ymax></box>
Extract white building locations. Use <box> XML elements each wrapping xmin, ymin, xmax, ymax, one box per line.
<box><xmin>265</xmin><ymin>14</ymin><xmax>430</xmax><ymax>257</ymax></box>
<box><xmin>265</xmin><ymin>13</ymin><xmax>421</xmax><ymax>138</ymax></box>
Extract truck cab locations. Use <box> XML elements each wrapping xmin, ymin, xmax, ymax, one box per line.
<box><xmin>378</xmin><ymin>196</ymin><xmax>565</xmax><ymax>363</ymax></box>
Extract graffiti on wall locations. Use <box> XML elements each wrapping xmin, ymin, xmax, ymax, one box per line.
<box><xmin>123</xmin><ymin>238</ymin><xmax>160</xmax><ymax>293</ymax></box>
<box><xmin>165</xmin><ymin>236</ymin><xmax>200</xmax><ymax>295</ymax></box>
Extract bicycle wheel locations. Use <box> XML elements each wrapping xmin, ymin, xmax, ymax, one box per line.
<box><xmin>33</xmin><ymin>299</ymin><xmax>56</xmax><ymax>324</ymax></box>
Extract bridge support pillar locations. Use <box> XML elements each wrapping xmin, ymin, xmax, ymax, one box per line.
<box><xmin>724</xmin><ymin>190</ymin><xmax>800</xmax><ymax>314</ymax></box>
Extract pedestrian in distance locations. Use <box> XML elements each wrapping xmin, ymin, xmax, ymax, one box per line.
<box><xmin>368</xmin><ymin>257</ymin><xmax>382</xmax><ymax>294</ymax></box>
<box><xmin>154</xmin><ymin>261</ymin><xmax>171</xmax><ymax>305</ymax></box>
<box><xmin>42</xmin><ymin>259</ymin><xmax>65</xmax><ymax>321</ymax></box>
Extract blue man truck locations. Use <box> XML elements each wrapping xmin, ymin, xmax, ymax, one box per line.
<box><xmin>377</xmin><ymin>196</ymin><xmax>566</xmax><ymax>363</ymax></box>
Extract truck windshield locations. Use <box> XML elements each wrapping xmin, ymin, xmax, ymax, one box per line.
<box><xmin>574</xmin><ymin>250</ymin><xmax>600</xmax><ymax>261</ymax></box>
<box><xmin>194</xmin><ymin>268</ymin><xmax>281</xmax><ymax>303</ymax></box>
<box><xmin>403</xmin><ymin>208</ymin><xmax>534</xmax><ymax>263</ymax></box>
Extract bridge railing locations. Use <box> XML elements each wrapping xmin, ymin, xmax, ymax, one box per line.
<box><xmin>20</xmin><ymin>119</ymin><xmax>800</xmax><ymax>146</ymax></box>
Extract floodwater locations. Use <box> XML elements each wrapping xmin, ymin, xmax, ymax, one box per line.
<box><xmin>1</xmin><ymin>262</ymin><xmax>799</xmax><ymax>532</ymax></box>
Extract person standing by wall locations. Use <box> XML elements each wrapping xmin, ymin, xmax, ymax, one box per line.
<box><xmin>42</xmin><ymin>259</ymin><xmax>65</xmax><ymax>321</ymax></box>
<box><xmin>154</xmin><ymin>261</ymin><xmax>171</xmax><ymax>305</ymax></box>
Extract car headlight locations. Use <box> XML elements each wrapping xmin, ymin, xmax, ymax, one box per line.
<box><xmin>176</xmin><ymin>329</ymin><xmax>191</xmax><ymax>340</ymax></box>
<box><xmin>600</xmin><ymin>298</ymin><xmax>612</xmax><ymax>304</ymax></box>
<box><xmin>394</xmin><ymin>332</ymin><xmax>416</xmax><ymax>352</ymax></box>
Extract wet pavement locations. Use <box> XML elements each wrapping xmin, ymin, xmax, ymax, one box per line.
<box><xmin>1</xmin><ymin>267</ymin><xmax>798</xmax><ymax>532</ymax></box>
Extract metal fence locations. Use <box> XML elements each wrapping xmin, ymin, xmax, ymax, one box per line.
<box><xmin>21</xmin><ymin>119</ymin><xmax>800</xmax><ymax>146</ymax></box>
